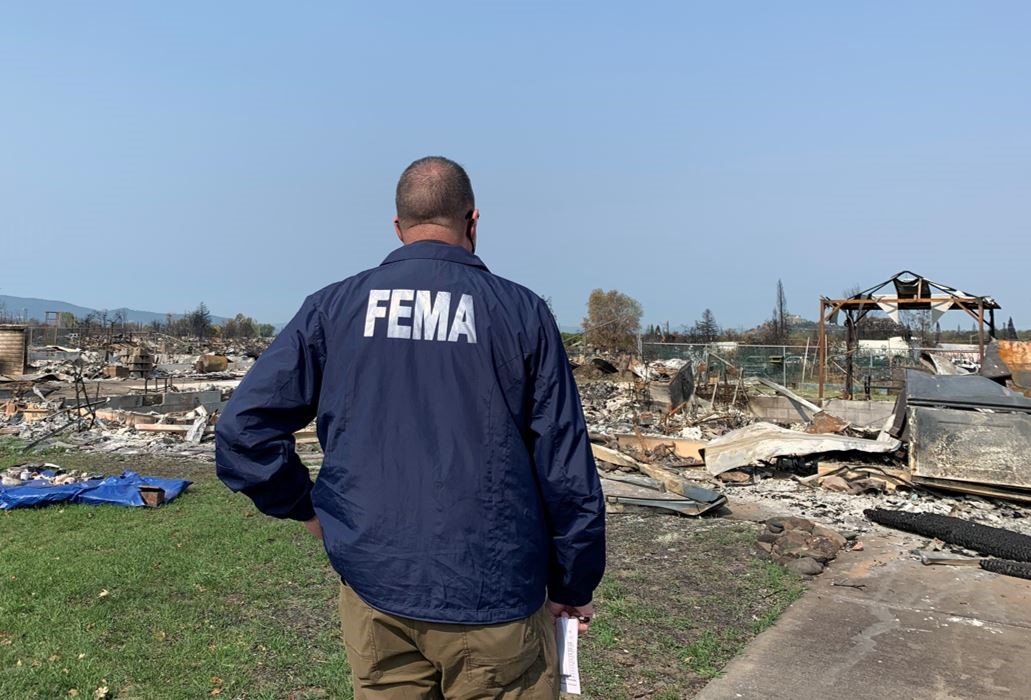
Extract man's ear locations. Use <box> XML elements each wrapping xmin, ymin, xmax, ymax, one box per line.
<box><xmin>394</xmin><ymin>217</ymin><xmax>404</xmax><ymax>243</ymax></box>
<box><xmin>466</xmin><ymin>209</ymin><xmax>479</xmax><ymax>253</ymax></box>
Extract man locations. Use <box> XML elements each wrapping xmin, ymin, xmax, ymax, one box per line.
<box><xmin>216</xmin><ymin>156</ymin><xmax>605</xmax><ymax>699</ymax></box>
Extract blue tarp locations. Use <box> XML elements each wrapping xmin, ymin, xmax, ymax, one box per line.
<box><xmin>0</xmin><ymin>471</ymin><xmax>191</xmax><ymax>510</ymax></box>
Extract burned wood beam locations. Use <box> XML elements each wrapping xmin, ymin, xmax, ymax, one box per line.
<box><xmin>591</xmin><ymin>443</ymin><xmax>721</xmax><ymax>503</ymax></box>
<box><xmin>980</xmin><ymin>558</ymin><xmax>1031</xmax><ymax>581</ymax></box>
<box><xmin>866</xmin><ymin>509</ymin><xmax>1031</xmax><ymax>562</ymax></box>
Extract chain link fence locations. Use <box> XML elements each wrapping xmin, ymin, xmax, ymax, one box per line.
<box><xmin>642</xmin><ymin>342</ymin><xmax>980</xmax><ymax>397</ymax></box>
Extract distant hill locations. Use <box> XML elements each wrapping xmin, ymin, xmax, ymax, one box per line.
<box><xmin>0</xmin><ymin>294</ymin><xmax>230</xmax><ymax>326</ymax></box>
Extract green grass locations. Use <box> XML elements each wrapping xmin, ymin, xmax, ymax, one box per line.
<box><xmin>1</xmin><ymin>443</ymin><xmax>806</xmax><ymax>699</ymax></box>
<box><xmin>0</xmin><ymin>446</ymin><xmax>349</xmax><ymax>700</ymax></box>
<box><xmin>749</xmin><ymin>559</ymin><xmax>805</xmax><ymax>634</ymax></box>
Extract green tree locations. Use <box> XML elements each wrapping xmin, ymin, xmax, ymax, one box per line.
<box><xmin>582</xmin><ymin>289</ymin><xmax>643</xmax><ymax>352</ymax></box>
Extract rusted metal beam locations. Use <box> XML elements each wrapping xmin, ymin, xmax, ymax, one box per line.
<box><xmin>978</xmin><ymin>301</ymin><xmax>985</xmax><ymax>363</ymax></box>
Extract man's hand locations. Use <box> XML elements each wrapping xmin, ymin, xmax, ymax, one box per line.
<box><xmin>546</xmin><ymin>599</ymin><xmax>594</xmax><ymax>634</ymax></box>
<box><xmin>303</xmin><ymin>516</ymin><xmax>323</xmax><ymax>540</ymax></box>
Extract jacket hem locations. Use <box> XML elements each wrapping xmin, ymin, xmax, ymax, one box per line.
<box><xmin>344</xmin><ymin>580</ymin><xmax>547</xmax><ymax>625</ymax></box>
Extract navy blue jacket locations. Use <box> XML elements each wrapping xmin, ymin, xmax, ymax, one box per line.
<box><xmin>216</xmin><ymin>241</ymin><xmax>605</xmax><ymax>624</ymax></box>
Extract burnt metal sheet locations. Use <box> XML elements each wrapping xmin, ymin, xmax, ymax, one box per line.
<box><xmin>904</xmin><ymin>369</ymin><xmax>1031</xmax><ymax>412</ymax></box>
<box><xmin>888</xmin><ymin>390</ymin><xmax>908</xmax><ymax>439</ymax></box>
<box><xmin>982</xmin><ymin>341</ymin><xmax>1031</xmax><ymax>395</ymax></box>
<box><xmin>909</xmin><ymin>406</ymin><xmax>1031</xmax><ymax>490</ymax></box>
<box><xmin>647</xmin><ymin>362</ymin><xmax>694</xmax><ymax>409</ymax></box>
<box><xmin>910</xmin><ymin>476</ymin><xmax>1031</xmax><ymax>504</ymax></box>
<box><xmin>981</xmin><ymin>341</ymin><xmax>1010</xmax><ymax>381</ymax></box>
<box><xmin>919</xmin><ymin>351</ymin><xmax>969</xmax><ymax>376</ymax></box>
<box><xmin>600</xmin><ymin>477</ymin><xmax>727</xmax><ymax>516</ymax></box>
<box><xmin>703</xmin><ymin>422</ymin><xmax>901</xmax><ymax>475</ymax></box>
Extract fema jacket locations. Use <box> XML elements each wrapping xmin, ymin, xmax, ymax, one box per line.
<box><xmin>216</xmin><ymin>240</ymin><xmax>606</xmax><ymax>624</ymax></box>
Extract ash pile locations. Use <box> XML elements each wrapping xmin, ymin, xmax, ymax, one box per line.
<box><xmin>571</xmin><ymin>348</ymin><xmax>1031</xmax><ymax>578</ymax></box>
<box><xmin>0</xmin><ymin>334</ymin><xmax>281</xmax><ymax>460</ymax></box>
<box><xmin>2</xmin><ymin>399</ymin><xmax>223</xmax><ymax>461</ymax></box>
<box><xmin>575</xmin><ymin>356</ymin><xmax>752</xmax><ymax>440</ymax></box>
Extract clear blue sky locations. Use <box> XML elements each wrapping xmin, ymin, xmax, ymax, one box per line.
<box><xmin>2</xmin><ymin>2</ymin><xmax>1028</xmax><ymax>330</ymax></box>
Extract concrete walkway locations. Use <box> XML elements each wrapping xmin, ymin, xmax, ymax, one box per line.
<box><xmin>697</xmin><ymin>520</ymin><xmax>1031</xmax><ymax>699</ymax></box>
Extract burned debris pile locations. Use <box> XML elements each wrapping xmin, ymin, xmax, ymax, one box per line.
<box><xmin>572</xmin><ymin>342</ymin><xmax>1031</xmax><ymax>577</ymax></box>
<box><xmin>0</xmin><ymin>333</ymin><xmax>275</xmax><ymax>461</ymax></box>
<box><xmin>703</xmin><ymin>422</ymin><xmax>901</xmax><ymax>477</ymax></box>
<box><xmin>2</xmin><ymin>463</ymin><xmax>103</xmax><ymax>487</ymax></box>
<box><xmin>5</xmin><ymin>315</ymin><xmax>1031</xmax><ymax>587</ymax></box>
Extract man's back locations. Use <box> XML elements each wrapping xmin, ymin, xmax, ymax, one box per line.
<box><xmin>217</xmin><ymin>240</ymin><xmax>604</xmax><ymax>623</ymax></box>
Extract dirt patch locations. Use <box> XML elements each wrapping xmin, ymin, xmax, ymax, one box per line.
<box><xmin>580</xmin><ymin>513</ymin><xmax>803</xmax><ymax>699</ymax></box>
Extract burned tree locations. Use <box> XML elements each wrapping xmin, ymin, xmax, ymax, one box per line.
<box><xmin>771</xmin><ymin>279</ymin><xmax>790</xmax><ymax>344</ymax></box>
<box><xmin>690</xmin><ymin>309</ymin><xmax>720</xmax><ymax>343</ymax></box>
<box><xmin>185</xmin><ymin>303</ymin><xmax>212</xmax><ymax>339</ymax></box>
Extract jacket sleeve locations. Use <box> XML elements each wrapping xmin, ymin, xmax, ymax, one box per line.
<box><xmin>215</xmin><ymin>295</ymin><xmax>325</xmax><ymax>521</ymax></box>
<box><xmin>529</xmin><ymin>303</ymin><xmax>606</xmax><ymax>607</ymax></box>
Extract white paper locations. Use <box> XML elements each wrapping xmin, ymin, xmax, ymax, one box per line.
<box><xmin>556</xmin><ymin>616</ymin><xmax>581</xmax><ymax>694</ymax></box>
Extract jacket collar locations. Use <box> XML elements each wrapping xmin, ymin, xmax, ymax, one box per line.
<box><xmin>381</xmin><ymin>240</ymin><xmax>490</xmax><ymax>271</ymax></box>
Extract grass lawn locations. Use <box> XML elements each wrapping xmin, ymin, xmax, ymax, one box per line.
<box><xmin>0</xmin><ymin>441</ymin><xmax>803</xmax><ymax>699</ymax></box>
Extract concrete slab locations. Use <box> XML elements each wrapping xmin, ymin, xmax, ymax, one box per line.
<box><xmin>696</xmin><ymin>530</ymin><xmax>1031</xmax><ymax>699</ymax></box>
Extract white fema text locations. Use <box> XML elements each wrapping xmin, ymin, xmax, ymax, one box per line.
<box><xmin>363</xmin><ymin>289</ymin><xmax>477</xmax><ymax>343</ymax></box>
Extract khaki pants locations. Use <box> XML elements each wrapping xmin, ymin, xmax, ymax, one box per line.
<box><xmin>339</xmin><ymin>583</ymin><xmax>559</xmax><ymax>699</ymax></box>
